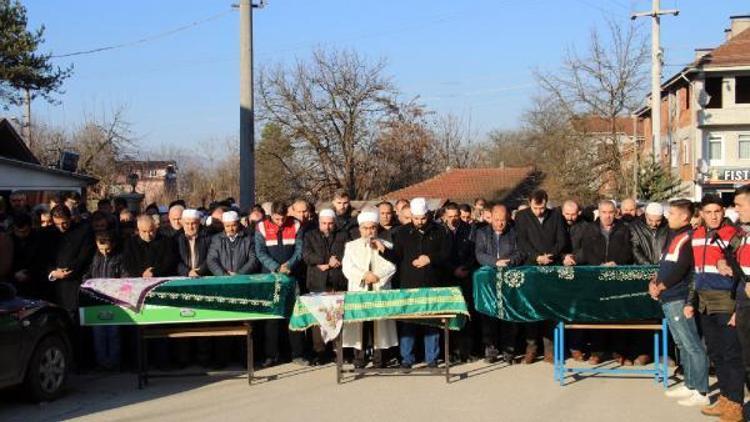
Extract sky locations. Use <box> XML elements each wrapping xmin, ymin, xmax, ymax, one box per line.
<box><xmin>13</xmin><ymin>0</ymin><xmax>749</xmax><ymax>154</ymax></box>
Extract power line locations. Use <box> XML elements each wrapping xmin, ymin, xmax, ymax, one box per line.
<box><xmin>51</xmin><ymin>9</ymin><xmax>234</xmax><ymax>58</ymax></box>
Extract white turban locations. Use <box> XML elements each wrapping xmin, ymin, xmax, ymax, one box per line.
<box><xmin>357</xmin><ymin>211</ymin><xmax>378</xmax><ymax>225</ymax></box>
<box><xmin>410</xmin><ymin>197</ymin><xmax>428</xmax><ymax>216</ymax></box>
<box><xmin>221</xmin><ymin>211</ymin><xmax>239</xmax><ymax>223</ymax></box>
<box><xmin>182</xmin><ymin>209</ymin><xmax>201</xmax><ymax>220</ymax></box>
<box><xmin>319</xmin><ymin>208</ymin><xmax>336</xmax><ymax>219</ymax></box>
<box><xmin>644</xmin><ymin>202</ymin><xmax>664</xmax><ymax>217</ymax></box>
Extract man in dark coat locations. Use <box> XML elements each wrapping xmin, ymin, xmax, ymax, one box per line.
<box><xmin>301</xmin><ymin>208</ymin><xmax>346</xmax><ymax>364</ymax></box>
<box><xmin>207</xmin><ymin>211</ymin><xmax>259</xmax><ymax>276</ymax></box>
<box><xmin>566</xmin><ymin>199</ymin><xmax>634</xmax><ymax>364</ymax></box>
<box><xmin>332</xmin><ymin>190</ymin><xmax>359</xmax><ymax>241</ymax></box>
<box><xmin>122</xmin><ymin>215</ymin><xmax>177</xmax><ymax>278</ymax></box>
<box><xmin>175</xmin><ymin>209</ymin><xmax>212</xmax><ymax>277</ymax></box>
<box><xmin>442</xmin><ymin>202</ymin><xmax>477</xmax><ymax>362</ymax></box>
<box><xmin>44</xmin><ymin>205</ymin><xmax>95</xmax><ymax>312</ymax></box>
<box><xmin>389</xmin><ymin>198</ymin><xmax>452</xmax><ymax>369</ymax></box>
<box><xmin>630</xmin><ymin>202</ymin><xmax>669</xmax><ymax>265</ymax></box>
<box><xmin>514</xmin><ymin>189</ymin><xmax>567</xmax><ymax>364</ymax></box>
<box><xmin>11</xmin><ymin>213</ymin><xmax>48</xmax><ymax>300</ymax></box>
<box><xmin>158</xmin><ymin>204</ymin><xmax>184</xmax><ymax>239</ymax></box>
<box><xmin>377</xmin><ymin>201</ymin><xmax>399</xmax><ymax>243</ymax></box>
<box><xmin>474</xmin><ymin>203</ymin><xmax>526</xmax><ymax>363</ymax></box>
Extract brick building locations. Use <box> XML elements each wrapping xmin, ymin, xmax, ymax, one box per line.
<box><xmin>635</xmin><ymin>15</ymin><xmax>750</xmax><ymax>202</ymax></box>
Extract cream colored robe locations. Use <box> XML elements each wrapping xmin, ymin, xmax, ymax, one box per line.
<box><xmin>341</xmin><ymin>237</ymin><xmax>399</xmax><ymax>350</ymax></box>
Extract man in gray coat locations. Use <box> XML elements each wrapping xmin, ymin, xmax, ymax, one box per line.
<box><xmin>207</xmin><ymin>211</ymin><xmax>259</xmax><ymax>276</ymax></box>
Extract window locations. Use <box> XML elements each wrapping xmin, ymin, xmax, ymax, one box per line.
<box><xmin>708</xmin><ymin>135</ymin><xmax>723</xmax><ymax>164</ymax></box>
<box><xmin>740</xmin><ymin>135</ymin><xmax>750</xmax><ymax>160</ymax></box>
<box><xmin>705</xmin><ymin>77</ymin><xmax>723</xmax><ymax>109</ymax></box>
<box><xmin>736</xmin><ymin>76</ymin><xmax>750</xmax><ymax>104</ymax></box>
<box><xmin>684</xmin><ymin>86</ymin><xmax>690</xmax><ymax>110</ymax></box>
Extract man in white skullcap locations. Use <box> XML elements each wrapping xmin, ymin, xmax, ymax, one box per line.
<box><xmin>207</xmin><ymin>210</ymin><xmax>259</xmax><ymax>276</ymax></box>
<box><xmin>303</xmin><ymin>208</ymin><xmax>348</xmax><ymax>365</ymax></box>
<box><xmin>631</xmin><ymin>202</ymin><xmax>669</xmax><ymax>265</ymax></box>
<box><xmin>390</xmin><ymin>198</ymin><xmax>452</xmax><ymax>369</ymax></box>
<box><xmin>341</xmin><ymin>207</ymin><xmax>398</xmax><ymax>368</ymax></box>
<box><xmin>176</xmin><ymin>209</ymin><xmax>212</xmax><ymax>277</ymax></box>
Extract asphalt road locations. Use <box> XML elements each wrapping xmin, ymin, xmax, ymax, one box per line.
<box><xmin>1</xmin><ymin>359</ymin><xmax>731</xmax><ymax>422</ymax></box>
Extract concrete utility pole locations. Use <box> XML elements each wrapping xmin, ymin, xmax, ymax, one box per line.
<box><xmin>239</xmin><ymin>0</ymin><xmax>265</xmax><ymax>210</ymax></box>
<box><xmin>632</xmin><ymin>0</ymin><xmax>678</xmax><ymax>163</ymax></box>
<box><xmin>23</xmin><ymin>87</ymin><xmax>32</xmax><ymax>149</ymax></box>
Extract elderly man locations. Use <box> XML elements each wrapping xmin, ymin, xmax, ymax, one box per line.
<box><xmin>207</xmin><ymin>211</ymin><xmax>258</xmax><ymax>276</ymax></box>
<box><xmin>256</xmin><ymin>201</ymin><xmax>305</xmax><ymax>367</ymax></box>
<box><xmin>475</xmin><ymin>203</ymin><xmax>525</xmax><ymax>363</ymax></box>
<box><xmin>302</xmin><ymin>208</ymin><xmax>347</xmax><ymax>365</ymax></box>
<box><xmin>568</xmin><ymin>199</ymin><xmax>634</xmax><ymax>365</ymax></box>
<box><xmin>122</xmin><ymin>215</ymin><xmax>176</xmax><ymax>278</ymax></box>
<box><xmin>159</xmin><ymin>204</ymin><xmax>184</xmax><ymax>238</ymax></box>
<box><xmin>43</xmin><ymin>205</ymin><xmax>95</xmax><ymax>312</ymax></box>
<box><xmin>630</xmin><ymin>202</ymin><xmax>669</xmax><ymax>265</ymax></box>
<box><xmin>289</xmin><ymin>199</ymin><xmax>313</xmax><ymax>227</ymax></box>
<box><xmin>390</xmin><ymin>198</ymin><xmax>452</xmax><ymax>369</ymax></box>
<box><xmin>176</xmin><ymin>209</ymin><xmax>212</xmax><ymax>277</ymax></box>
<box><xmin>342</xmin><ymin>208</ymin><xmax>398</xmax><ymax>368</ymax></box>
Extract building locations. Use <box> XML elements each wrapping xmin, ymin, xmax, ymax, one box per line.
<box><xmin>635</xmin><ymin>15</ymin><xmax>750</xmax><ymax>202</ymax></box>
<box><xmin>381</xmin><ymin>166</ymin><xmax>540</xmax><ymax>208</ymax></box>
<box><xmin>112</xmin><ymin>160</ymin><xmax>178</xmax><ymax>206</ymax></box>
<box><xmin>0</xmin><ymin>118</ymin><xmax>97</xmax><ymax>205</ymax></box>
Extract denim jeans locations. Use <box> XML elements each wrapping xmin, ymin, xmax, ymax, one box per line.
<box><xmin>399</xmin><ymin>323</ymin><xmax>440</xmax><ymax>365</ymax></box>
<box><xmin>661</xmin><ymin>300</ymin><xmax>709</xmax><ymax>394</ymax></box>
<box><xmin>93</xmin><ymin>325</ymin><xmax>121</xmax><ymax>368</ymax></box>
<box><xmin>701</xmin><ymin>311</ymin><xmax>745</xmax><ymax>404</ymax></box>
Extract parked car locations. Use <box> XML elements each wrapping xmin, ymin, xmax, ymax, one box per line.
<box><xmin>0</xmin><ymin>283</ymin><xmax>73</xmax><ymax>401</ymax></box>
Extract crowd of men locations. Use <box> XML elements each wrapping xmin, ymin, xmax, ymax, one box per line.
<box><xmin>0</xmin><ymin>187</ymin><xmax>749</xmax><ymax>421</ymax></box>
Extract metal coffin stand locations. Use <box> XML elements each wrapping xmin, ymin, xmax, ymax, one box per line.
<box><xmin>552</xmin><ymin>319</ymin><xmax>669</xmax><ymax>387</ymax></box>
<box><xmin>334</xmin><ymin>314</ymin><xmax>455</xmax><ymax>384</ymax></box>
<box><xmin>136</xmin><ymin>321</ymin><xmax>259</xmax><ymax>389</ymax></box>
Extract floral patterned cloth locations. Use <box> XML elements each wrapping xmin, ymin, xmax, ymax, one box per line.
<box><xmin>298</xmin><ymin>293</ymin><xmax>346</xmax><ymax>343</ymax></box>
<box><xmin>82</xmin><ymin>277</ymin><xmax>186</xmax><ymax>311</ymax></box>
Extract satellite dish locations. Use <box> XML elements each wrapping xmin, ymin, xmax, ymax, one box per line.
<box><xmin>697</xmin><ymin>88</ymin><xmax>711</xmax><ymax>108</ymax></box>
<box><xmin>697</xmin><ymin>158</ymin><xmax>709</xmax><ymax>174</ymax></box>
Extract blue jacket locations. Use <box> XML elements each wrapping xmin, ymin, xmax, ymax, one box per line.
<box><xmin>474</xmin><ymin>224</ymin><xmax>525</xmax><ymax>268</ymax></box>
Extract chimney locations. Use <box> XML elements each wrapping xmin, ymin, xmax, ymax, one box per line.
<box><xmin>725</xmin><ymin>28</ymin><xmax>733</xmax><ymax>41</ymax></box>
<box><xmin>695</xmin><ymin>48</ymin><xmax>712</xmax><ymax>61</ymax></box>
<box><xmin>729</xmin><ymin>15</ymin><xmax>750</xmax><ymax>38</ymax></box>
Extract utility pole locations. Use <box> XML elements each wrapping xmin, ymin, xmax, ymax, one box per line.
<box><xmin>23</xmin><ymin>87</ymin><xmax>32</xmax><ymax>149</ymax></box>
<box><xmin>239</xmin><ymin>0</ymin><xmax>265</xmax><ymax>211</ymax></box>
<box><xmin>632</xmin><ymin>0</ymin><xmax>678</xmax><ymax>163</ymax></box>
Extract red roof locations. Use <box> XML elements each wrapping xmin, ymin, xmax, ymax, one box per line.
<box><xmin>698</xmin><ymin>26</ymin><xmax>750</xmax><ymax>68</ymax></box>
<box><xmin>381</xmin><ymin>166</ymin><xmax>535</xmax><ymax>203</ymax></box>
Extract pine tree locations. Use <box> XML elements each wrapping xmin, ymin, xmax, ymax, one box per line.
<box><xmin>637</xmin><ymin>158</ymin><xmax>683</xmax><ymax>201</ymax></box>
<box><xmin>0</xmin><ymin>0</ymin><xmax>72</xmax><ymax>107</ymax></box>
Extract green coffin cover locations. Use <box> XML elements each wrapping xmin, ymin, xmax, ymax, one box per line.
<box><xmin>289</xmin><ymin>287</ymin><xmax>469</xmax><ymax>331</ymax></box>
<box><xmin>79</xmin><ymin>304</ymin><xmax>281</xmax><ymax>326</ymax></box>
<box><xmin>473</xmin><ymin>265</ymin><xmax>663</xmax><ymax>323</ymax></box>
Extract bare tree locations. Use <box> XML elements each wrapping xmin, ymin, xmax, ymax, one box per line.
<box><xmin>535</xmin><ymin>19</ymin><xmax>648</xmax><ymax>197</ymax></box>
<box><xmin>258</xmin><ymin>48</ymin><xmax>413</xmax><ymax>199</ymax></box>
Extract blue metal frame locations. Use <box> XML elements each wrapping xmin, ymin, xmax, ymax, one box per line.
<box><xmin>553</xmin><ymin>320</ymin><xmax>669</xmax><ymax>388</ymax></box>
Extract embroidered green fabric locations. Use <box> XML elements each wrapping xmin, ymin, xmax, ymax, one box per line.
<box><xmin>473</xmin><ymin>265</ymin><xmax>663</xmax><ymax>322</ymax></box>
